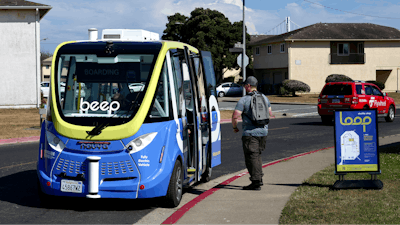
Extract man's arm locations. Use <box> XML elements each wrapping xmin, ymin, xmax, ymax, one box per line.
<box><xmin>232</xmin><ymin>109</ymin><xmax>242</xmax><ymax>132</ymax></box>
<box><xmin>269</xmin><ymin>107</ymin><xmax>275</xmax><ymax>118</ymax></box>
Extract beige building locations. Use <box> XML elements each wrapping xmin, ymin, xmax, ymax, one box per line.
<box><xmin>41</xmin><ymin>56</ymin><xmax>52</xmax><ymax>82</ymax></box>
<box><xmin>249</xmin><ymin>23</ymin><xmax>400</xmax><ymax>94</ymax></box>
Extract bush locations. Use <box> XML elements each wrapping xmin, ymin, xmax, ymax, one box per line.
<box><xmin>282</xmin><ymin>80</ymin><xmax>311</xmax><ymax>96</ymax></box>
<box><xmin>325</xmin><ymin>74</ymin><xmax>353</xmax><ymax>83</ymax></box>
<box><xmin>366</xmin><ymin>80</ymin><xmax>385</xmax><ymax>90</ymax></box>
<box><xmin>279</xmin><ymin>86</ymin><xmax>290</xmax><ymax>96</ymax></box>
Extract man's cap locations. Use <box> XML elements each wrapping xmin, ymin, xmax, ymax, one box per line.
<box><xmin>243</xmin><ymin>76</ymin><xmax>258</xmax><ymax>86</ymax></box>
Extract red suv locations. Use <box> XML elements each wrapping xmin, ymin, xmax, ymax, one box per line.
<box><xmin>318</xmin><ymin>81</ymin><xmax>396</xmax><ymax>124</ymax></box>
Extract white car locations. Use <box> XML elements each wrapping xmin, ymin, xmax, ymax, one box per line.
<box><xmin>41</xmin><ymin>82</ymin><xmax>50</xmax><ymax>98</ymax></box>
<box><xmin>216</xmin><ymin>82</ymin><xmax>243</xmax><ymax>97</ymax></box>
<box><xmin>41</xmin><ymin>81</ymin><xmax>66</xmax><ymax>98</ymax></box>
<box><xmin>129</xmin><ymin>83</ymin><xmax>145</xmax><ymax>92</ymax></box>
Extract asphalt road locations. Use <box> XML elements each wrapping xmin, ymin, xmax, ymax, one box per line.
<box><xmin>1</xmin><ymin>113</ymin><xmax>400</xmax><ymax>223</ymax></box>
<box><xmin>218</xmin><ymin>99</ymin><xmax>318</xmax><ymax>117</ymax></box>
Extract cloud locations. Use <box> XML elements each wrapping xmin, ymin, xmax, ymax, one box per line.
<box><xmin>37</xmin><ymin>0</ymin><xmax>400</xmax><ymax>53</ymax></box>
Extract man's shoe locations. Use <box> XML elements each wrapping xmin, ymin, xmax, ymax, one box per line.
<box><xmin>243</xmin><ymin>181</ymin><xmax>261</xmax><ymax>190</ymax></box>
<box><xmin>260</xmin><ymin>180</ymin><xmax>263</xmax><ymax>186</ymax></box>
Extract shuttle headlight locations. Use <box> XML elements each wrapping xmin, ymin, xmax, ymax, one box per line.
<box><xmin>46</xmin><ymin>131</ymin><xmax>66</xmax><ymax>152</ymax></box>
<box><xmin>126</xmin><ymin>132</ymin><xmax>157</xmax><ymax>154</ymax></box>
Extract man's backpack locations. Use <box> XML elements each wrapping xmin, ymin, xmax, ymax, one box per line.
<box><xmin>247</xmin><ymin>91</ymin><xmax>270</xmax><ymax>126</ymax></box>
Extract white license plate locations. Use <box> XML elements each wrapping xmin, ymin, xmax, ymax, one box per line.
<box><xmin>61</xmin><ymin>180</ymin><xmax>83</xmax><ymax>193</ymax></box>
<box><xmin>332</xmin><ymin>99</ymin><xmax>340</xmax><ymax>103</ymax></box>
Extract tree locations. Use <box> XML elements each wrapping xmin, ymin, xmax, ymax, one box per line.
<box><xmin>325</xmin><ymin>74</ymin><xmax>353</xmax><ymax>83</ymax></box>
<box><xmin>162</xmin><ymin>8</ymin><xmax>252</xmax><ymax>84</ymax></box>
<box><xmin>366</xmin><ymin>80</ymin><xmax>385</xmax><ymax>90</ymax></box>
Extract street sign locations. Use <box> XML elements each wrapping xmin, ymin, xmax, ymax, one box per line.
<box><xmin>237</xmin><ymin>53</ymin><xmax>249</xmax><ymax>68</ymax></box>
<box><xmin>229</xmin><ymin>47</ymin><xmax>243</xmax><ymax>53</ymax></box>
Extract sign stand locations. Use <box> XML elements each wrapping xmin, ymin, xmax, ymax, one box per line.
<box><xmin>333</xmin><ymin>172</ymin><xmax>383</xmax><ymax>189</ymax></box>
<box><xmin>333</xmin><ymin>109</ymin><xmax>383</xmax><ymax>190</ymax></box>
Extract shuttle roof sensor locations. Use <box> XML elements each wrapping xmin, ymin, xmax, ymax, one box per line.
<box><xmin>101</xmin><ymin>29</ymin><xmax>160</xmax><ymax>41</ymax></box>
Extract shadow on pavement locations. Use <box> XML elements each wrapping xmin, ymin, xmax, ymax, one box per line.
<box><xmin>0</xmin><ymin>170</ymin><xmax>169</xmax><ymax>211</ymax></box>
<box><xmin>379</xmin><ymin>141</ymin><xmax>400</xmax><ymax>154</ymax></box>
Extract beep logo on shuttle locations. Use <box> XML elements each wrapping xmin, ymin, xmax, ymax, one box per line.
<box><xmin>340</xmin><ymin>111</ymin><xmax>372</xmax><ymax>132</ymax></box>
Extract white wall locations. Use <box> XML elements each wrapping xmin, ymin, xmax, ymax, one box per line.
<box><xmin>0</xmin><ymin>10</ymin><xmax>38</xmax><ymax>108</ymax></box>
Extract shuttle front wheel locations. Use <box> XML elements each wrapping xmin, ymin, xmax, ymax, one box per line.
<box><xmin>164</xmin><ymin>160</ymin><xmax>183</xmax><ymax>208</ymax></box>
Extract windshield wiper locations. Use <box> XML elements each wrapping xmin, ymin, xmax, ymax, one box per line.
<box><xmin>86</xmin><ymin>122</ymin><xmax>110</xmax><ymax>137</ymax></box>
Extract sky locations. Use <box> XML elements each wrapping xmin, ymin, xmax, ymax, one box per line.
<box><xmin>37</xmin><ymin>0</ymin><xmax>400</xmax><ymax>54</ymax></box>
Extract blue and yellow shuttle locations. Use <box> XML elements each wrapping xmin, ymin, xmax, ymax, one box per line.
<box><xmin>37</xmin><ymin>29</ymin><xmax>221</xmax><ymax>207</ymax></box>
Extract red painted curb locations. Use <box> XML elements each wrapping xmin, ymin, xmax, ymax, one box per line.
<box><xmin>161</xmin><ymin>146</ymin><xmax>334</xmax><ymax>224</ymax></box>
<box><xmin>0</xmin><ymin>136</ymin><xmax>40</xmax><ymax>145</ymax></box>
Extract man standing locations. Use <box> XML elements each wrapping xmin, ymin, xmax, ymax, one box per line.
<box><xmin>232</xmin><ymin>76</ymin><xmax>274</xmax><ymax>190</ymax></box>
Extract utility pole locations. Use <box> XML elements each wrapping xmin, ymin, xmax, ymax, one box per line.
<box><xmin>242</xmin><ymin>0</ymin><xmax>246</xmax><ymax>96</ymax></box>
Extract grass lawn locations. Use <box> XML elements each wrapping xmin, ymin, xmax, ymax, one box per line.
<box><xmin>280</xmin><ymin>145</ymin><xmax>400</xmax><ymax>224</ymax></box>
<box><xmin>0</xmin><ymin>108</ymin><xmax>41</xmax><ymax>139</ymax></box>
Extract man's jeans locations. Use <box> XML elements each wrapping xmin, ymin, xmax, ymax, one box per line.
<box><xmin>242</xmin><ymin>136</ymin><xmax>268</xmax><ymax>182</ymax></box>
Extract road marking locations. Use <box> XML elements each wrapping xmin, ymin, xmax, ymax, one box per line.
<box><xmin>0</xmin><ymin>161</ymin><xmax>36</xmax><ymax>170</ymax></box>
<box><xmin>292</xmin><ymin>112</ymin><xmax>319</xmax><ymax>117</ymax></box>
<box><xmin>269</xmin><ymin>127</ymin><xmax>289</xmax><ymax>131</ymax></box>
<box><xmin>273</xmin><ymin>106</ymin><xmax>317</xmax><ymax>113</ymax></box>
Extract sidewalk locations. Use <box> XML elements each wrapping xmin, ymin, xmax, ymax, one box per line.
<box><xmin>158</xmin><ymin>134</ymin><xmax>400</xmax><ymax>224</ymax></box>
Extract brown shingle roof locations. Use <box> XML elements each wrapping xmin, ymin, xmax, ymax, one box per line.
<box><xmin>249</xmin><ymin>23</ymin><xmax>400</xmax><ymax>46</ymax></box>
<box><xmin>0</xmin><ymin>0</ymin><xmax>49</xmax><ymax>7</ymax></box>
<box><xmin>249</xmin><ymin>35</ymin><xmax>275</xmax><ymax>45</ymax></box>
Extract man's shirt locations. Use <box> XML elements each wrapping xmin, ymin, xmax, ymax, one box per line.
<box><xmin>234</xmin><ymin>92</ymin><xmax>271</xmax><ymax>137</ymax></box>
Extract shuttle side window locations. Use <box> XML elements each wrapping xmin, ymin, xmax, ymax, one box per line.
<box><xmin>170</xmin><ymin>50</ymin><xmax>183</xmax><ymax>117</ymax></box>
<box><xmin>149</xmin><ymin>59</ymin><xmax>172</xmax><ymax>119</ymax></box>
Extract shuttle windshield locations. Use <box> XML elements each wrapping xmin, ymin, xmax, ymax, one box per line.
<box><xmin>54</xmin><ymin>42</ymin><xmax>162</xmax><ymax>126</ymax></box>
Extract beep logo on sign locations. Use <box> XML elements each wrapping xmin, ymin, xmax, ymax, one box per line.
<box><xmin>80</xmin><ymin>98</ymin><xmax>120</xmax><ymax>113</ymax></box>
<box><xmin>340</xmin><ymin>111</ymin><xmax>371</xmax><ymax>132</ymax></box>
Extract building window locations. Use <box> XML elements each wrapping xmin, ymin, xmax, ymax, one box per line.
<box><xmin>358</xmin><ymin>43</ymin><xmax>364</xmax><ymax>54</ymax></box>
<box><xmin>255</xmin><ymin>47</ymin><xmax>260</xmax><ymax>55</ymax></box>
<box><xmin>267</xmin><ymin>45</ymin><xmax>272</xmax><ymax>54</ymax></box>
<box><xmin>46</xmin><ymin>65</ymin><xmax>49</xmax><ymax>69</ymax></box>
<box><xmin>280</xmin><ymin>43</ymin><xmax>285</xmax><ymax>53</ymax></box>
<box><xmin>338</xmin><ymin>43</ymin><xmax>349</xmax><ymax>56</ymax></box>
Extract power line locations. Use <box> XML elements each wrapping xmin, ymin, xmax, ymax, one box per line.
<box><xmin>304</xmin><ymin>0</ymin><xmax>400</xmax><ymax>20</ymax></box>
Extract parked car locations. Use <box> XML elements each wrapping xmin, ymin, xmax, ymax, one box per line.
<box><xmin>41</xmin><ymin>81</ymin><xmax>66</xmax><ymax>98</ymax></box>
<box><xmin>318</xmin><ymin>81</ymin><xmax>396</xmax><ymax>124</ymax></box>
<box><xmin>40</xmin><ymin>82</ymin><xmax>50</xmax><ymax>98</ymax></box>
<box><xmin>216</xmin><ymin>82</ymin><xmax>243</xmax><ymax>97</ymax></box>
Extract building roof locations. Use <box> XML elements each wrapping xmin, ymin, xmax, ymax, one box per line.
<box><xmin>249</xmin><ymin>23</ymin><xmax>400</xmax><ymax>46</ymax></box>
<box><xmin>249</xmin><ymin>35</ymin><xmax>275</xmax><ymax>45</ymax></box>
<box><xmin>0</xmin><ymin>0</ymin><xmax>52</xmax><ymax>20</ymax></box>
<box><xmin>42</xmin><ymin>56</ymin><xmax>53</xmax><ymax>66</ymax></box>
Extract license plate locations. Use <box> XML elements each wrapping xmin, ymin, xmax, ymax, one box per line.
<box><xmin>332</xmin><ymin>99</ymin><xmax>340</xmax><ymax>103</ymax></box>
<box><xmin>61</xmin><ymin>180</ymin><xmax>83</xmax><ymax>193</ymax></box>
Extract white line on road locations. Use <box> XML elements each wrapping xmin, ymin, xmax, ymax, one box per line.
<box><xmin>273</xmin><ymin>106</ymin><xmax>317</xmax><ymax>112</ymax></box>
<box><xmin>292</xmin><ymin>112</ymin><xmax>319</xmax><ymax>117</ymax></box>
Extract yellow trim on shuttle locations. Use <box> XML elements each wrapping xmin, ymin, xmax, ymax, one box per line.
<box><xmin>50</xmin><ymin>40</ymin><xmax>199</xmax><ymax>140</ymax></box>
